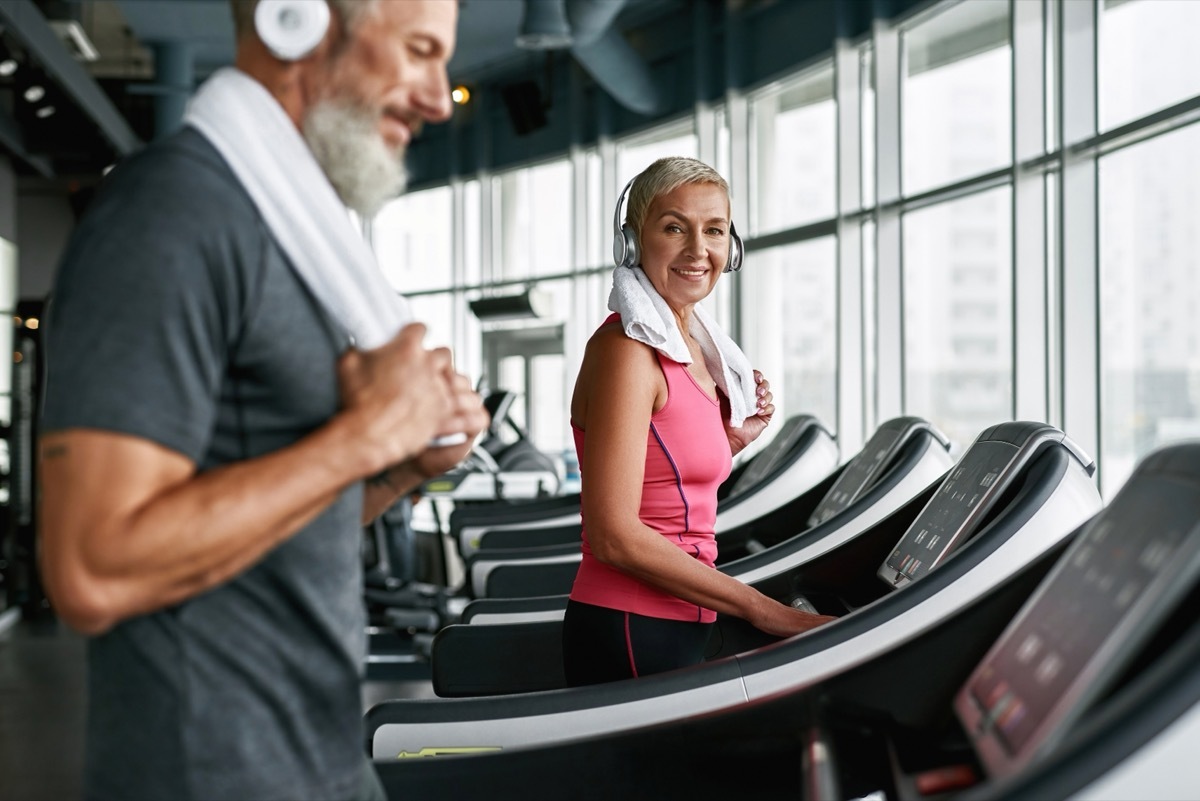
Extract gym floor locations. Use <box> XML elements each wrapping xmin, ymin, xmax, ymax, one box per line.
<box><xmin>0</xmin><ymin>613</ymin><xmax>435</xmax><ymax>801</ymax></box>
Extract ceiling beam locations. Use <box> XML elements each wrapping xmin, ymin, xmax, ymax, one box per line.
<box><xmin>0</xmin><ymin>0</ymin><xmax>141</xmax><ymax>156</ymax></box>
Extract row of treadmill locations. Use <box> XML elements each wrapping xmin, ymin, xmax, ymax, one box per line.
<box><xmin>360</xmin><ymin>413</ymin><xmax>1200</xmax><ymax>800</ymax></box>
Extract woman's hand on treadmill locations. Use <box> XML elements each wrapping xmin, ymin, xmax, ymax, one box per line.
<box><xmin>751</xmin><ymin>599</ymin><xmax>838</xmax><ymax>639</ymax></box>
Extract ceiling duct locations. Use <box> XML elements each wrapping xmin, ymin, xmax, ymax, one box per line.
<box><xmin>566</xmin><ymin>0</ymin><xmax>663</xmax><ymax>116</ymax></box>
<box><xmin>513</xmin><ymin>0</ymin><xmax>664</xmax><ymax>116</ymax></box>
<box><xmin>516</xmin><ymin>0</ymin><xmax>573</xmax><ymax>50</ymax></box>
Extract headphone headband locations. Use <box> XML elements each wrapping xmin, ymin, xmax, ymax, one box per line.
<box><xmin>611</xmin><ymin>176</ymin><xmax>743</xmax><ymax>273</ymax></box>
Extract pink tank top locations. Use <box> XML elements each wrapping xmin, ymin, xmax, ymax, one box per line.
<box><xmin>569</xmin><ymin>315</ymin><xmax>733</xmax><ymax>622</ymax></box>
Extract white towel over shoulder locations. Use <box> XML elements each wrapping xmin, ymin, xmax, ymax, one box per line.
<box><xmin>183</xmin><ymin>67</ymin><xmax>409</xmax><ymax>350</ymax></box>
<box><xmin>608</xmin><ymin>266</ymin><xmax>758</xmax><ymax>428</ymax></box>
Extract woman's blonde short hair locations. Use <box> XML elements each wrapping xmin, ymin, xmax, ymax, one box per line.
<box><xmin>624</xmin><ymin>156</ymin><xmax>731</xmax><ymax>240</ymax></box>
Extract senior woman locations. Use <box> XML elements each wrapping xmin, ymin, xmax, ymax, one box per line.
<box><xmin>562</xmin><ymin>157</ymin><xmax>835</xmax><ymax>687</ymax></box>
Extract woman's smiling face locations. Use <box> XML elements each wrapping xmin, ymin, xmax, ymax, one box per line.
<box><xmin>637</xmin><ymin>181</ymin><xmax>732</xmax><ymax>315</ymax></box>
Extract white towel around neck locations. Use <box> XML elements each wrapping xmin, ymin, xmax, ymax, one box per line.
<box><xmin>608</xmin><ymin>266</ymin><xmax>758</xmax><ymax>428</ymax></box>
<box><xmin>183</xmin><ymin>67</ymin><xmax>409</xmax><ymax>350</ymax></box>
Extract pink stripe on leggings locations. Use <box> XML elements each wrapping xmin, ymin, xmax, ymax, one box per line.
<box><xmin>623</xmin><ymin>612</ymin><xmax>639</xmax><ymax>678</ymax></box>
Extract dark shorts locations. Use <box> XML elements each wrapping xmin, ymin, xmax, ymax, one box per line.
<box><xmin>561</xmin><ymin>599</ymin><xmax>713</xmax><ymax>687</ymax></box>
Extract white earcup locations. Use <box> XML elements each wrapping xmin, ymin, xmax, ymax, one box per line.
<box><xmin>255</xmin><ymin>0</ymin><xmax>331</xmax><ymax>61</ymax></box>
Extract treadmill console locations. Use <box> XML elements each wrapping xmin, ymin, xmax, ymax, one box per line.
<box><xmin>728</xmin><ymin>415</ymin><xmax>824</xmax><ymax>496</ymax></box>
<box><xmin>955</xmin><ymin>443</ymin><xmax>1200</xmax><ymax>778</ymax></box>
<box><xmin>807</xmin><ymin>417</ymin><xmax>948</xmax><ymax>527</ymax></box>
<box><xmin>877</xmin><ymin>422</ymin><xmax>1089</xmax><ymax>589</ymax></box>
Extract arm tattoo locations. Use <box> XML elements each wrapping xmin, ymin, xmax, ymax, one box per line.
<box><xmin>41</xmin><ymin>443</ymin><xmax>70</xmax><ymax>460</ymax></box>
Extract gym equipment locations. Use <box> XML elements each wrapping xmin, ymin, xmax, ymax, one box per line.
<box><xmin>461</xmin><ymin>415</ymin><xmax>952</xmax><ymax>624</ymax></box>
<box><xmin>458</xmin><ymin>415</ymin><xmax>838</xmax><ymax>597</ymax></box>
<box><xmin>364</xmin><ymin>421</ymin><xmax>1100</xmax><ymax>762</ymax></box>
<box><xmin>372</xmin><ymin>441</ymin><xmax>1198</xmax><ymax>801</ymax></box>
<box><xmin>453</xmin><ymin>413</ymin><xmax>836</xmax><ymax>560</ymax></box>
<box><xmin>421</xmin><ymin>390</ymin><xmax>560</xmax><ymax>504</ymax></box>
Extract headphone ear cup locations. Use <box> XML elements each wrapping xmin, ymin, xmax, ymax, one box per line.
<box><xmin>724</xmin><ymin>221</ymin><xmax>744</xmax><ymax>272</ymax></box>
<box><xmin>255</xmin><ymin>0</ymin><xmax>331</xmax><ymax>61</ymax></box>
<box><xmin>614</xmin><ymin>223</ymin><xmax>639</xmax><ymax>269</ymax></box>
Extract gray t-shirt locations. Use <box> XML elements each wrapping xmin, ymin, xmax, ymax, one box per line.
<box><xmin>42</xmin><ymin>128</ymin><xmax>368</xmax><ymax>801</ymax></box>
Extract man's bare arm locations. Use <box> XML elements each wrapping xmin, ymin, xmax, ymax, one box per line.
<box><xmin>39</xmin><ymin>323</ymin><xmax>451</xmax><ymax>635</ymax></box>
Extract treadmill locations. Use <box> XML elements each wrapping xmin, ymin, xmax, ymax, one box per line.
<box><xmin>459</xmin><ymin>415</ymin><xmax>953</xmax><ymax>625</ymax></box>
<box><xmin>453</xmin><ymin>413</ymin><xmax>837</xmax><ymax>560</ymax></box>
<box><xmin>460</xmin><ymin>414</ymin><xmax>839</xmax><ymax>597</ymax></box>
<box><xmin>370</xmin><ymin>440</ymin><xmax>1200</xmax><ymax>801</ymax></box>
<box><xmin>365</xmin><ymin>421</ymin><xmax>1101</xmax><ymax>760</ymax></box>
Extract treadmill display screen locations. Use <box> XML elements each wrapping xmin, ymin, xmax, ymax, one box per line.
<box><xmin>880</xmin><ymin>441</ymin><xmax>1018</xmax><ymax>585</ymax></box>
<box><xmin>961</xmin><ymin>478</ymin><xmax>1200</xmax><ymax>773</ymax></box>
<box><xmin>808</xmin><ymin>428</ymin><xmax>901</xmax><ymax>526</ymax></box>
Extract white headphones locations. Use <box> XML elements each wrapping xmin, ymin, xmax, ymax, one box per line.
<box><xmin>612</xmin><ymin>176</ymin><xmax>744</xmax><ymax>272</ymax></box>
<box><xmin>255</xmin><ymin>0</ymin><xmax>331</xmax><ymax>61</ymax></box>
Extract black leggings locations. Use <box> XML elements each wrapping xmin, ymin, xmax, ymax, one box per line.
<box><xmin>561</xmin><ymin>600</ymin><xmax>713</xmax><ymax>687</ymax></box>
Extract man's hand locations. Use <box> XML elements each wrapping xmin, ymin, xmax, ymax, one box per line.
<box><xmin>725</xmin><ymin>369</ymin><xmax>775</xmax><ymax>455</ymax></box>
<box><xmin>336</xmin><ymin>323</ymin><xmax>452</xmax><ymax>476</ymax></box>
<box><xmin>359</xmin><ymin>358</ymin><xmax>492</xmax><ymax>523</ymax></box>
<box><xmin>410</xmin><ymin>370</ymin><xmax>491</xmax><ymax>480</ymax></box>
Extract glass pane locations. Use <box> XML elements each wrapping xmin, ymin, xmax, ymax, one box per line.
<box><xmin>1045</xmin><ymin>0</ymin><xmax>1058</xmax><ymax>150</ymax></box>
<box><xmin>585</xmin><ymin>150</ymin><xmax>605</xmax><ymax>268</ymax></box>
<box><xmin>862</xmin><ymin>219</ymin><xmax>877</xmax><ymax>427</ymax></box>
<box><xmin>902</xmin><ymin>0</ymin><xmax>1012</xmax><ymax>196</ymax></box>
<box><xmin>497</xmin><ymin>160</ymin><xmax>572</xmax><ymax>280</ymax></box>
<box><xmin>750</xmin><ymin>237</ymin><xmax>838</xmax><ymax>429</ymax></box>
<box><xmin>407</xmin><ymin>293</ymin><xmax>455</xmax><ymax>349</ymax></box>
<box><xmin>1099</xmin><ymin>0</ymin><xmax>1200</xmax><ymax>131</ymax></box>
<box><xmin>531</xmin><ymin>353</ymin><xmax>568</xmax><ymax>454</ymax></box>
<box><xmin>904</xmin><ymin>186</ymin><xmax>1013</xmax><ymax>449</ymax></box>
<box><xmin>714</xmin><ymin>103</ymin><xmax>731</xmax><ymax>183</ymax></box>
<box><xmin>616</xmin><ymin>126</ymin><xmax>698</xmax><ymax>183</ymax></box>
<box><xmin>750</xmin><ymin>64</ymin><xmax>837</xmax><ymax>234</ymax></box>
<box><xmin>462</xmin><ymin>179</ymin><xmax>482</xmax><ymax>287</ymax></box>
<box><xmin>862</xmin><ymin>45</ymin><xmax>876</xmax><ymax>209</ymax></box>
<box><xmin>373</xmin><ymin>185</ymin><xmax>453</xmax><ymax>292</ymax></box>
<box><xmin>1099</xmin><ymin>123</ymin><xmax>1200</xmax><ymax>496</ymax></box>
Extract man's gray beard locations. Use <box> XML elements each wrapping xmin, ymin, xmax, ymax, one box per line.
<box><xmin>302</xmin><ymin>100</ymin><xmax>407</xmax><ymax>218</ymax></box>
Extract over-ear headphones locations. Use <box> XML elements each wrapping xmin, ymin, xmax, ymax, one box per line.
<box><xmin>255</xmin><ymin>0</ymin><xmax>331</xmax><ymax>61</ymax></box>
<box><xmin>612</xmin><ymin>176</ymin><xmax>744</xmax><ymax>273</ymax></box>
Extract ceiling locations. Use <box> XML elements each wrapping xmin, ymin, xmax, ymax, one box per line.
<box><xmin>0</xmin><ymin>0</ymin><xmax>684</xmax><ymax>181</ymax></box>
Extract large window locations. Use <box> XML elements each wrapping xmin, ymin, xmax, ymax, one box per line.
<box><xmin>494</xmin><ymin>160</ymin><xmax>573</xmax><ymax>280</ymax></box>
<box><xmin>750</xmin><ymin>64</ymin><xmax>837</xmax><ymax>235</ymax></box>
<box><xmin>1099</xmin><ymin>0</ymin><xmax>1200</xmax><ymax>131</ymax></box>
<box><xmin>766</xmin><ymin>237</ymin><xmax>838</xmax><ymax>428</ymax></box>
<box><xmin>616</xmin><ymin>125</ymin><xmax>698</xmax><ymax>184</ymax></box>
<box><xmin>902</xmin><ymin>0</ymin><xmax>1011</xmax><ymax>196</ymax></box>
<box><xmin>1099</xmin><ymin>124</ymin><xmax>1200</xmax><ymax>496</ymax></box>
<box><xmin>373</xmin><ymin>185</ymin><xmax>453</xmax><ymax>292</ymax></box>
<box><xmin>904</xmin><ymin>186</ymin><xmax>1013</xmax><ymax>449</ymax></box>
<box><xmin>381</xmin><ymin>0</ymin><xmax>1200</xmax><ymax>500</ymax></box>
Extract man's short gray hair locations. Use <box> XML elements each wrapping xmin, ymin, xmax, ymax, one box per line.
<box><xmin>624</xmin><ymin>156</ymin><xmax>731</xmax><ymax>240</ymax></box>
<box><xmin>228</xmin><ymin>0</ymin><xmax>381</xmax><ymax>42</ymax></box>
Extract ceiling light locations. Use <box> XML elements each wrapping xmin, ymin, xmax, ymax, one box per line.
<box><xmin>35</xmin><ymin>105</ymin><xmax>55</xmax><ymax>119</ymax></box>
<box><xmin>451</xmin><ymin>85</ymin><xmax>471</xmax><ymax>105</ymax></box>
<box><xmin>0</xmin><ymin>59</ymin><xmax>17</xmax><ymax>77</ymax></box>
<box><xmin>23</xmin><ymin>85</ymin><xmax>44</xmax><ymax>103</ymax></box>
<box><xmin>515</xmin><ymin>0</ymin><xmax>573</xmax><ymax>50</ymax></box>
